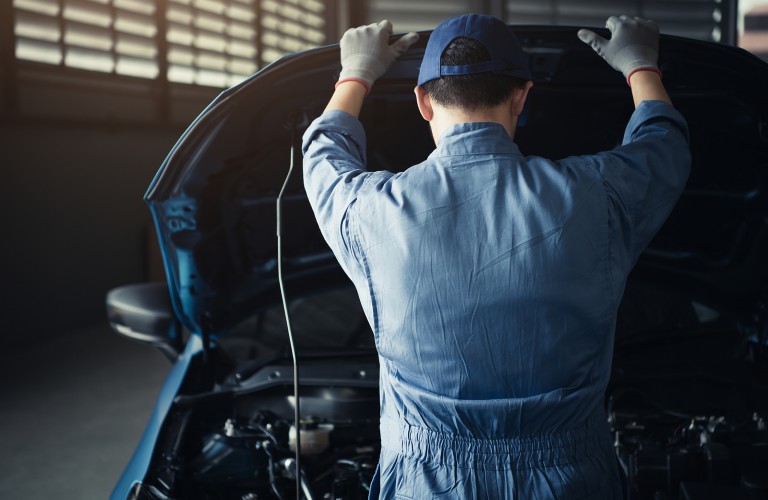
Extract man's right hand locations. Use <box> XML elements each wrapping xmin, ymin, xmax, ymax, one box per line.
<box><xmin>337</xmin><ymin>20</ymin><xmax>419</xmax><ymax>94</ymax></box>
<box><xmin>578</xmin><ymin>16</ymin><xmax>660</xmax><ymax>85</ymax></box>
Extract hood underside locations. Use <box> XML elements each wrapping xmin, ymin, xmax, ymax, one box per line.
<box><xmin>144</xmin><ymin>27</ymin><xmax>768</xmax><ymax>336</ymax></box>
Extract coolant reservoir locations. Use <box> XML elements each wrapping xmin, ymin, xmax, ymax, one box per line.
<box><xmin>289</xmin><ymin>419</ymin><xmax>334</xmax><ymax>455</ymax></box>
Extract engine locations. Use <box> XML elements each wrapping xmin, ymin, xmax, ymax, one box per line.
<box><xmin>611</xmin><ymin>404</ymin><xmax>768</xmax><ymax>499</ymax></box>
<box><xmin>187</xmin><ymin>411</ymin><xmax>379</xmax><ymax>499</ymax></box>
<box><xmin>130</xmin><ymin>318</ymin><xmax>768</xmax><ymax>500</ymax></box>
<box><xmin>608</xmin><ymin>326</ymin><xmax>768</xmax><ymax>500</ymax></box>
<box><xmin>133</xmin><ymin>370</ymin><xmax>381</xmax><ymax>500</ymax></box>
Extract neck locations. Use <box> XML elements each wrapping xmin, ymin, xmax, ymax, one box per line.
<box><xmin>430</xmin><ymin>102</ymin><xmax>517</xmax><ymax>145</ymax></box>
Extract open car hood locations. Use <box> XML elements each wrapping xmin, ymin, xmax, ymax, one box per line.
<box><xmin>145</xmin><ymin>27</ymin><xmax>768</xmax><ymax>336</ymax></box>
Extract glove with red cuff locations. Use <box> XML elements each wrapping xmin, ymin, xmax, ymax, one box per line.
<box><xmin>337</xmin><ymin>20</ymin><xmax>419</xmax><ymax>94</ymax></box>
<box><xmin>578</xmin><ymin>15</ymin><xmax>662</xmax><ymax>85</ymax></box>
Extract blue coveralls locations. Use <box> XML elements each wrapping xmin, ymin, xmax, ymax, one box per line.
<box><xmin>302</xmin><ymin>100</ymin><xmax>690</xmax><ymax>499</ymax></box>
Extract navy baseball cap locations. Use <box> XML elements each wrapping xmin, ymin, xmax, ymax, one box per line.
<box><xmin>417</xmin><ymin>14</ymin><xmax>532</xmax><ymax>86</ymax></box>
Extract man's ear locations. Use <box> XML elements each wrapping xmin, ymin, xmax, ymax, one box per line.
<box><xmin>414</xmin><ymin>85</ymin><xmax>434</xmax><ymax>122</ymax></box>
<box><xmin>511</xmin><ymin>81</ymin><xmax>534</xmax><ymax>118</ymax></box>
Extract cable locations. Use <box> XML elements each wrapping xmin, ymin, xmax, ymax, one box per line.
<box><xmin>277</xmin><ymin>129</ymin><xmax>301</xmax><ymax>500</ymax></box>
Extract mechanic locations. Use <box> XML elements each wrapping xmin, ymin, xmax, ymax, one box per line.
<box><xmin>302</xmin><ymin>13</ymin><xmax>691</xmax><ymax>499</ymax></box>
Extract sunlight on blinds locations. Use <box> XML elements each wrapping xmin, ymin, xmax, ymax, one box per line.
<box><xmin>14</xmin><ymin>0</ymin><xmax>159</xmax><ymax>77</ymax></box>
<box><xmin>12</xmin><ymin>0</ymin><xmax>329</xmax><ymax>87</ymax></box>
<box><xmin>167</xmin><ymin>0</ymin><xmax>258</xmax><ymax>86</ymax></box>
<box><xmin>260</xmin><ymin>0</ymin><xmax>325</xmax><ymax>63</ymax></box>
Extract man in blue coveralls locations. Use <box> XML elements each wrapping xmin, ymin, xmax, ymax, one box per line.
<box><xmin>303</xmin><ymin>13</ymin><xmax>690</xmax><ymax>499</ymax></box>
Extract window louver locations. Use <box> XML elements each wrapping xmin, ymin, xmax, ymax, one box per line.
<box><xmin>12</xmin><ymin>0</ymin><xmax>329</xmax><ymax>88</ymax></box>
<box><xmin>260</xmin><ymin>0</ymin><xmax>326</xmax><ymax>63</ymax></box>
<box><xmin>14</xmin><ymin>0</ymin><xmax>160</xmax><ymax>77</ymax></box>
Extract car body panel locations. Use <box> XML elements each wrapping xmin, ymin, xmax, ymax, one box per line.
<box><xmin>111</xmin><ymin>336</ymin><xmax>202</xmax><ymax>500</ymax></box>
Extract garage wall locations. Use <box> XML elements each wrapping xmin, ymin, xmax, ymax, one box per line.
<box><xmin>1</xmin><ymin>125</ymin><xmax>175</xmax><ymax>343</ymax></box>
<box><xmin>0</xmin><ymin>64</ymin><xmax>218</xmax><ymax>347</ymax></box>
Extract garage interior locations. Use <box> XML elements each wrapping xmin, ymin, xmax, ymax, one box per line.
<box><xmin>0</xmin><ymin>0</ymin><xmax>766</xmax><ymax>498</ymax></box>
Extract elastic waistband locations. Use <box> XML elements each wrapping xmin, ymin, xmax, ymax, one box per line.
<box><xmin>379</xmin><ymin>415</ymin><xmax>612</xmax><ymax>470</ymax></box>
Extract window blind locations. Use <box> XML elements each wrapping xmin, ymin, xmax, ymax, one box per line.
<box><xmin>260</xmin><ymin>0</ymin><xmax>326</xmax><ymax>63</ymax></box>
<box><xmin>14</xmin><ymin>0</ymin><xmax>159</xmax><ymax>77</ymax></box>
<box><xmin>12</xmin><ymin>0</ymin><xmax>329</xmax><ymax>88</ymax></box>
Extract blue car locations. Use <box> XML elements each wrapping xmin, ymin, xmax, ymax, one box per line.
<box><xmin>106</xmin><ymin>26</ymin><xmax>768</xmax><ymax>500</ymax></box>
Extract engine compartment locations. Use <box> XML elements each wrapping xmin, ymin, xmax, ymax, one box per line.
<box><xmin>139</xmin><ymin>376</ymin><xmax>380</xmax><ymax>500</ymax></box>
<box><xmin>125</xmin><ymin>282</ymin><xmax>768</xmax><ymax>500</ymax></box>
<box><xmin>612</xmin><ymin>402</ymin><xmax>768</xmax><ymax>500</ymax></box>
<box><xmin>132</xmin><ymin>333</ymin><xmax>768</xmax><ymax>500</ymax></box>
<box><xmin>610</xmin><ymin>312</ymin><xmax>768</xmax><ymax>499</ymax></box>
<box><xmin>185</xmin><ymin>401</ymin><xmax>380</xmax><ymax>499</ymax></box>
<box><xmin>135</xmin><ymin>375</ymin><xmax>768</xmax><ymax>500</ymax></box>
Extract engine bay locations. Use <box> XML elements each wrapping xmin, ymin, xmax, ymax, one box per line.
<box><xmin>122</xmin><ymin>281</ymin><xmax>768</xmax><ymax>500</ymax></box>
<box><xmin>185</xmin><ymin>406</ymin><xmax>380</xmax><ymax>499</ymax></box>
<box><xmin>610</xmin><ymin>309</ymin><xmax>768</xmax><ymax>500</ymax></box>
<box><xmin>612</xmin><ymin>403</ymin><xmax>768</xmax><ymax>499</ymax></box>
<box><xmin>137</xmin><ymin>372</ymin><xmax>380</xmax><ymax>500</ymax></box>
<box><xmin>132</xmin><ymin>330</ymin><xmax>768</xmax><ymax>500</ymax></box>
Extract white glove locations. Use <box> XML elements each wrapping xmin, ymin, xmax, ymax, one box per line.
<box><xmin>578</xmin><ymin>16</ymin><xmax>661</xmax><ymax>84</ymax></box>
<box><xmin>338</xmin><ymin>20</ymin><xmax>419</xmax><ymax>93</ymax></box>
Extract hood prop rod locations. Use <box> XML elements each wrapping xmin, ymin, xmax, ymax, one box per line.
<box><xmin>277</xmin><ymin>125</ymin><xmax>302</xmax><ymax>499</ymax></box>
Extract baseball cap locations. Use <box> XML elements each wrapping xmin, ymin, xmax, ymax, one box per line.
<box><xmin>417</xmin><ymin>14</ymin><xmax>532</xmax><ymax>86</ymax></box>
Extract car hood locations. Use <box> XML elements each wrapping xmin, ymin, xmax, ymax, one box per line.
<box><xmin>145</xmin><ymin>27</ymin><xmax>768</xmax><ymax>336</ymax></box>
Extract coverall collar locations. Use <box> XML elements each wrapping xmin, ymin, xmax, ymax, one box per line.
<box><xmin>430</xmin><ymin>121</ymin><xmax>523</xmax><ymax>158</ymax></box>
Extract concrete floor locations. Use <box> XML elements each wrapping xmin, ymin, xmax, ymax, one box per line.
<box><xmin>0</xmin><ymin>323</ymin><xmax>170</xmax><ymax>499</ymax></box>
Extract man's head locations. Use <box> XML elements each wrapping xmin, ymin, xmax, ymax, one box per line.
<box><xmin>415</xmin><ymin>14</ymin><xmax>533</xmax><ymax>140</ymax></box>
<box><xmin>422</xmin><ymin>36</ymin><xmax>528</xmax><ymax>109</ymax></box>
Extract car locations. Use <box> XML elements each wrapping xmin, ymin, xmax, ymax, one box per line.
<box><xmin>106</xmin><ymin>25</ymin><xmax>768</xmax><ymax>500</ymax></box>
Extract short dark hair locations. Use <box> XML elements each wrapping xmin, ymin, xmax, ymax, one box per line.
<box><xmin>421</xmin><ymin>37</ymin><xmax>526</xmax><ymax>110</ymax></box>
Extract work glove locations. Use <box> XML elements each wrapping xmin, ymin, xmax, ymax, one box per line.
<box><xmin>337</xmin><ymin>20</ymin><xmax>419</xmax><ymax>94</ymax></box>
<box><xmin>577</xmin><ymin>15</ymin><xmax>661</xmax><ymax>85</ymax></box>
